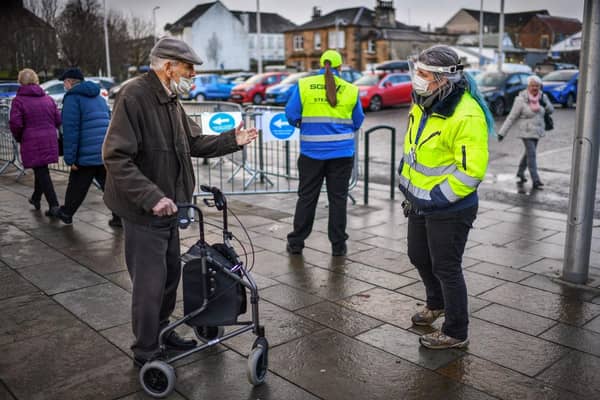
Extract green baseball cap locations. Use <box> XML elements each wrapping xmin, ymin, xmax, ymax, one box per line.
<box><xmin>320</xmin><ymin>50</ymin><xmax>343</xmax><ymax>68</ymax></box>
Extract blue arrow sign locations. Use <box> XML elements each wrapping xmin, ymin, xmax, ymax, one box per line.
<box><xmin>269</xmin><ymin>113</ymin><xmax>295</xmax><ymax>139</ymax></box>
<box><xmin>209</xmin><ymin>113</ymin><xmax>236</xmax><ymax>133</ymax></box>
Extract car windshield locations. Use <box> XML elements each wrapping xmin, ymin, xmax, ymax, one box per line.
<box><xmin>354</xmin><ymin>74</ymin><xmax>380</xmax><ymax>86</ymax></box>
<box><xmin>245</xmin><ymin>74</ymin><xmax>269</xmax><ymax>84</ymax></box>
<box><xmin>476</xmin><ymin>72</ymin><xmax>505</xmax><ymax>87</ymax></box>
<box><xmin>543</xmin><ymin>70</ymin><xmax>577</xmax><ymax>82</ymax></box>
<box><xmin>279</xmin><ymin>72</ymin><xmax>310</xmax><ymax>85</ymax></box>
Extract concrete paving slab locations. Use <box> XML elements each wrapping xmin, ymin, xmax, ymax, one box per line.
<box><xmin>26</xmin><ymin>222</ymin><xmax>115</xmax><ymax>250</ymax></box>
<box><xmin>0</xmin><ymin>240</ymin><xmax>69</xmax><ymax>269</ymax></box>
<box><xmin>274</xmin><ymin>266</ymin><xmax>374</xmax><ymax>301</ymax></box>
<box><xmin>466</xmin><ymin>318</ymin><xmax>570</xmax><ymax>377</ymax></box>
<box><xmin>329</xmin><ymin>261</ymin><xmax>417</xmax><ymax>290</ymax></box>
<box><xmin>358</xmin><ymin>235</ymin><xmax>408</xmax><ymax>253</ymax></box>
<box><xmin>0</xmin><ymin>324</ymin><xmax>138</xmax><ymax>400</ymax></box>
<box><xmin>540</xmin><ymin>323</ymin><xmax>600</xmax><ymax>357</ymax></box>
<box><xmin>537</xmin><ymin>350</ymin><xmax>600</xmax><ymax>398</ymax></box>
<box><xmin>519</xmin><ymin>274</ymin><xmax>600</xmax><ymax>302</ymax></box>
<box><xmin>269</xmin><ymin>329</ymin><xmax>488</xmax><ymax>400</ymax></box>
<box><xmin>584</xmin><ymin>315</ymin><xmax>600</xmax><ymax>334</ymax></box>
<box><xmin>479</xmin><ymin>220</ymin><xmax>558</xmax><ymax>241</ymax></box>
<box><xmin>438</xmin><ymin>354</ymin><xmax>584</xmax><ymax>400</ymax></box>
<box><xmin>480</xmin><ymin>282</ymin><xmax>600</xmax><ymax>326</ymax></box>
<box><xmin>472</xmin><ymin>303</ymin><xmax>557</xmax><ymax>336</ymax></box>
<box><xmin>259</xmin><ymin>283</ymin><xmax>323</xmax><ymax>311</ymax></box>
<box><xmin>346</xmin><ymin>247</ymin><xmax>414</xmax><ymax>274</ymax></box>
<box><xmin>0</xmin><ymin>292</ymin><xmax>81</xmax><ymax>346</ymax></box>
<box><xmin>356</xmin><ymin>324</ymin><xmax>464</xmax><ymax>370</ymax></box>
<box><xmin>297</xmin><ymin>301</ymin><xmax>383</xmax><ymax>337</ymax></box>
<box><xmin>464</xmin><ymin>244</ymin><xmax>542</xmax><ymax>269</ymax></box>
<box><xmin>18</xmin><ymin>259</ymin><xmax>106</xmax><ymax>295</ymax></box>
<box><xmin>0</xmin><ymin>224</ymin><xmax>32</xmax><ymax>247</ymax></box>
<box><xmin>248</xmin><ymin>250</ymin><xmax>310</xmax><ymax>278</ymax></box>
<box><xmin>466</xmin><ymin>262</ymin><xmax>534</xmax><ymax>282</ymax></box>
<box><xmin>0</xmin><ymin>265</ymin><xmax>39</xmax><ymax>300</ymax></box>
<box><xmin>53</xmin><ymin>283</ymin><xmax>131</xmax><ymax>330</ymax></box>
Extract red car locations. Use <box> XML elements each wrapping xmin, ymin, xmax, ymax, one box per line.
<box><xmin>356</xmin><ymin>72</ymin><xmax>412</xmax><ymax>111</ymax></box>
<box><xmin>229</xmin><ymin>72</ymin><xmax>289</xmax><ymax>104</ymax></box>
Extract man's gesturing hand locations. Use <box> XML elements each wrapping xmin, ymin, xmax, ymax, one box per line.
<box><xmin>152</xmin><ymin>197</ymin><xmax>178</xmax><ymax>216</ymax></box>
<box><xmin>234</xmin><ymin>121</ymin><xmax>258</xmax><ymax>146</ymax></box>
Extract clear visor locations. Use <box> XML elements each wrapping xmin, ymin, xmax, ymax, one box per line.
<box><xmin>408</xmin><ymin>56</ymin><xmax>464</xmax><ymax>79</ymax></box>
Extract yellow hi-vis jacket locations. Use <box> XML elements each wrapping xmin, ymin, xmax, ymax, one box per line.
<box><xmin>398</xmin><ymin>90</ymin><xmax>489</xmax><ymax>212</ymax></box>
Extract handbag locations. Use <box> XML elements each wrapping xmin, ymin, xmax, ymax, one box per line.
<box><xmin>540</xmin><ymin>96</ymin><xmax>554</xmax><ymax>131</ymax></box>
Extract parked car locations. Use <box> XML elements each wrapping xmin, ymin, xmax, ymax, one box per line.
<box><xmin>371</xmin><ymin>59</ymin><xmax>410</xmax><ymax>73</ymax></box>
<box><xmin>86</xmin><ymin>76</ymin><xmax>117</xmax><ymax>91</ymax></box>
<box><xmin>223</xmin><ymin>71</ymin><xmax>254</xmax><ymax>85</ymax></box>
<box><xmin>264</xmin><ymin>72</ymin><xmax>314</xmax><ymax>106</ymax></box>
<box><xmin>108</xmin><ymin>77</ymin><xmax>136</xmax><ymax>100</ymax></box>
<box><xmin>542</xmin><ymin>69</ymin><xmax>578</xmax><ymax>108</ymax></box>
<box><xmin>41</xmin><ymin>79</ymin><xmax>110</xmax><ymax>106</ymax></box>
<box><xmin>0</xmin><ymin>82</ymin><xmax>19</xmax><ymax>99</ymax></box>
<box><xmin>476</xmin><ymin>71</ymin><xmax>531</xmax><ymax>116</ymax></box>
<box><xmin>229</xmin><ymin>72</ymin><xmax>288</xmax><ymax>104</ymax></box>
<box><xmin>339</xmin><ymin>67</ymin><xmax>362</xmax><ymax>83</ymax></box>
<box><xmin>464</xmin><ymin>68</ymin><xmax>482</xmax><ymax>79</ymax></box>
<box><xmin>186</xmin><ymin>74</ymin><xmax>236</xmax><ymax>101</ymax></box>
<box><xmin>534</xmin><ymin>62</ymin><xmax>578</xmax><ymax>77</ymax></box>
<box><xmin>356</xmin><ymin>72</ymin><xmax>412</xmax><ymax>112</ymax></box>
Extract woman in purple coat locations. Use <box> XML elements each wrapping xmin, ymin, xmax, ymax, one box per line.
<box><xmin>9</xmin><ymin>68</ymin><xmax>61</xmax><ymax>215</ymax></box>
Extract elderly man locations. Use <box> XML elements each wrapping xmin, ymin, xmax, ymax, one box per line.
<box><xmin>102</xmin><ymin>37</ymin><xmax>257</xmax><ymax>367</ymax></box>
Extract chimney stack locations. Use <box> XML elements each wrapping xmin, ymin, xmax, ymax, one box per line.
<box><xmin>312</xmin><ymin>6</ymin><xmax>321</xmax><ymax>20</ymax></box>
<box><xmin>374</xmin><ymin>0</ymin><xmax>396</xmax><ymax>28</ymax></box>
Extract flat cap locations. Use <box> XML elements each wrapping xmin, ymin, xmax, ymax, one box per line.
<box><xmin>150</xmin><ymin>37</ymin><xmax>203</xmax><ymax>66</ymax></box>
<box><xmin>59</xmin><ymin>67</ymin><xmax>84</xmax><ymax>81</ymax></box>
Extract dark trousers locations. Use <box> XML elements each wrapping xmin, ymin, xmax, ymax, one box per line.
<box><xmin>61</xmin><ymin>165</ymin><xmax>107</xmax><ymax>217</ymax></box>
<box><xmin>123</xmin><ymin>219</ymin><xmax>181</xmax><ymax>357</ymax></box>
<box><xmin>288</xmin><ymin>154</ymin><xmax>353</xmax><ymax>250</ymax></box>
<box><xmin>32</xmin><ymin>166</ymin><xmax>58</xmax><ymax>208</ymax></box>
<box><xmin>517</xmin><ymin>138</ymin><xmax>540</xmax><ymax>183</ymax></box>
<box><xmin>407</xmin><ymin>205</ymin><xmax>477</xmax><ymax>340</ymax></box>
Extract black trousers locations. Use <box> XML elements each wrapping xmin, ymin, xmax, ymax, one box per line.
<box><xmin>123</xmin><ymin>219</ymin><xmax>181</xmax><ymax>357</ymax></box>
<box><xmin>407</xmin><ymin>205</ymin><xmax>477</xmax><ymax>341</ymax></box>
<box><xmin>288</xmin><ymin>154</ymin><xmax>353</xmax><ymax>250</ymax></box>
<box><xmin>62</xmin><ymin>165</ymin><xmax>107</xmax><ymax>217</ymax></box>
<box><xmin>32</xmin><ymin>166</ymin><xmax>59</xmax><ymax>208</ymax></box>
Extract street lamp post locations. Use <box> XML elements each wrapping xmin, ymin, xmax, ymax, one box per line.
<box><xmin>103</xmin><ymin>0</ymin><xmax>111</xmax><ymax>77</ymax></box>
<box><xmin>256</xmin><ymin>0</ymin><xmax>262</xmax><ymax>73</ymax></box>
<box><xmin>152</xmin><ymin>6</ymin><xmax>160</xmax><ymax>43</ymax></box>
<box><xmin>497</xmin><ymin>0</ymin><xmax>504</xmax><ymax>72</ymax></box>
<box><xmin>479</xmin><ymin>0</ymin><xmax>484</xmax><ymax>68</ymax></box>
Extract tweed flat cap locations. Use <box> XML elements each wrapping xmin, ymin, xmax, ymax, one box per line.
<box><xmin>59</xmin><ymin>67</ymin><xmax>84</xmax><ymax>81</ymax></box>
<box><xmin>150</xmin><ymin>37</ymin><xmax>203</xmax><ymax>65</ymax></box>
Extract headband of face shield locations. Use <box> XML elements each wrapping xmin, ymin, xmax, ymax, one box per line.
<box><xmin>408</xmin><ymin>58</ymin><xmax>464</xmax><ymax>96</ymax></box>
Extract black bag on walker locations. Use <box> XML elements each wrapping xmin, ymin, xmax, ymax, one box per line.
<box><xmin>182</xmin><ymin>241</ymin><xmax>247</xmax><ymax>327</ymax></box>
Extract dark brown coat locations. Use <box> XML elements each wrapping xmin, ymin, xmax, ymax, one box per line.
<box><xmin>103</xmin><ymin>70</ymin><xmax>240</xmax><ymax>225</ymax></box>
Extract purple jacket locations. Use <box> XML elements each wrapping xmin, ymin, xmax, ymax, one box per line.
<box><xmin>9</xmin><ymin>84</ymin><xmax>61</xmax><ymax>168</ymax></box>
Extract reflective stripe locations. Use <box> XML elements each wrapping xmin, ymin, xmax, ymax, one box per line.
<box><xmin>398</xmin><ymin>175</ymin><xmax>431</xmax><ymax>200</ymax></box>
<box><xmin>439</xmin><ymin>180</ymin><xmax>461</xmax><ymax>202</ymax></box>
<box><xmin>300</xmin><ymin>132</ymin><xmax>355</xmax><ymax>142</ymax></box>
<box><xmin>404</xmin><ymin>153</ymin><xmax>456</xmax><ymax>176</ymax></box>
<box><xmin>452</xmin><ymin>170</ymin><xmax>481</xmax><ymax>188</ymax></box>
<box><xmin>302</xmin><ymin>116</ymin><xmax>354</xmax><ymax>125</ymax></box>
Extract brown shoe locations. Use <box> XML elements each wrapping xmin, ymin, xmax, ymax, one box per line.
<box><xmin>419</xmin><ymin>331</ymin><xmax>469</xmax><ymax>350</ymax></box>
<box><xmin>411</xmin><ymin>306</ymin><xmax>445</xmax><ymax>326</ymax></box>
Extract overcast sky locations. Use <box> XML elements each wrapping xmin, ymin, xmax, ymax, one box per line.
<box><xmin>104</xmin><ymin>0</ymin><xmax>585</xmax><ymax>34</ymax></box>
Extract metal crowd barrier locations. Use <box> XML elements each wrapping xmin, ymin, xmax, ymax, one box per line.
<box><xmin>0</xmin><ymin>103</ymin><xmax>25</xmax><ymax>178</ymax></box>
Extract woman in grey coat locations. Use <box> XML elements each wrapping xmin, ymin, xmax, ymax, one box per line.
<box><xmin>497</xmin><ymin>75</ymin><xmax>554</xmax><ymax>189</ymax></box>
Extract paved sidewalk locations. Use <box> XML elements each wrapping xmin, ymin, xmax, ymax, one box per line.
<box><xmin>2</xmin><ymin>169</ymin><xmax>600</xmax><ymax>400</ymax></box>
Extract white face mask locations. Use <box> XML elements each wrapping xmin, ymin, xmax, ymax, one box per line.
<box><xmin>412</xmin><ymin>74</ymin><xmax>433</xmax><ymax>96</ymax></box>
<box><xmin>169</xmin><ymin>75</ymin><xmax>193</xmax><ymax>95</ymax></box>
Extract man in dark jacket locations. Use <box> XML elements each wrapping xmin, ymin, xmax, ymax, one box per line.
<box><xmin>102</xmin><ymin>37</ymin><xmax>257</xmax><ymax>367</ymax></box>
<box><xmin>57</xmin><ymin>68</ymin><xmax>120</xmax><ymax>226</ymax></box>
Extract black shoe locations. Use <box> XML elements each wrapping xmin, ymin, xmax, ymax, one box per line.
<box><xmin>108</xmin><ymin>216</ymin><xmax>122</xmax><ymax>228</ymax></box>
<box><xmin>533</xmin><ymin>181</ymin><xmax>544</xmax><ymax>190</ymax></box>
<box><xmin>57</xmin><ymin>209</ymin><xmax>73</xmax><ymax>225</ymax></box>
<box><xmin>45</xmin><ymin>206</ymin><xmax>60</xmax><ymax>218</ymax></box>
<box><xmin>163</xmin><ymin>330</ymin><xmax>197</xmax><ymax>351</ymax></box>
<box><xmin>332</xmin><ymin>243</ymin><xmax>347</xmax><ymax>257</ymax></box>
<box><xmin>516</xmin><ymin>174</ymin><xmax>527</xmax><ymax>184</ymax></box>
<box><xmin>29</xmin><ymin>197</ymin><xmax>41</xmax><ymax>210</ymax></box>
<box><xmin>286</xmin><ymin>243</ymin><xmax>302</xmax><ymax>255</ymax></box>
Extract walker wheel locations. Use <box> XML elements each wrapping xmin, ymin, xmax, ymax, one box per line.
<box><xmin>139</xmin><ymin>360</ymin><xmax>176</xmax><ymax>398</ymax></box>
<box><xmin>193</xmin><ymin>325</ymin><xmax>225</xmax><ymax>342</ymax></box>
<box><xmin>247</xmin><ymin>337</ymin><xmax>269</xmax><ymax>386</ymax></box>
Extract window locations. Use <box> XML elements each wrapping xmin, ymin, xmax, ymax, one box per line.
<box><xmin>45</xmin><ymin>84</ymin><xmax>65</xmax><ymax>95</ymax></box>
<box><xmin>264</xmin><ymin>75</ymin><xmax>278</xmax><ymax>85</ymax></box>
<box><xmin>328</xmin><ymin>30</ymin><xmax>345</xmax><ymax>49</ymax></box>
<box><xmin>314</xmin><ymin>32</ymin><xmax>322</xmax><ymax>50</ymax></box>
<box><xmin>267</xmin><ymin>36</ymin><xmax>274</xmax><ymax>49</ymax></box>
<box><xmin>367</xmin><ymin>39</ymin><xmax>376</xmax><ymax>54</ymax></box>
<box><xmin>293</xmin><ymin>35</ymin><xmax>304</xmax><ymax>51</ymax></box>
<box><xmin>540</xmin><ymin>35</ymin><xmax>550</xmax><ymax>48</ymax></box>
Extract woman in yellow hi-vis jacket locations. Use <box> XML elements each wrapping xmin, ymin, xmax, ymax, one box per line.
<box><xmin>399</xmin><ymin>45</ymin><xmax>493</xmax><ymax>350</ymax></box>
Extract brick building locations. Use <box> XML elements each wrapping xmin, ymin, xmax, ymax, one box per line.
<box><xmin>518</xmin><ymin>15</ymin><xmax>582</xmax><ymax>49</ymax></box>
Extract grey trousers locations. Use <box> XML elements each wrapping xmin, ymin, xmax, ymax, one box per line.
<box><xmin>123</xmin><ymin>219</ymin><xmax>181</xmax><ymax>357</ymax></box>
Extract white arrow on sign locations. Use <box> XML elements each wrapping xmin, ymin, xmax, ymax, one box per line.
<box><xmin>273</xmin><ymin>118</ymin><xmax>288</xmax><ymax>128</ymax></box>
<box><xmin>213</xmin><ymin>117</ymin><xmax>229</xmax><ymax>125</ymax></box>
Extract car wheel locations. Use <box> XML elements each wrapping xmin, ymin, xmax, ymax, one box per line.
<box><xmin>195</xmin><ymin>93</ymin><xmax>205</xmax><ymax>102</ymax></box>
<box><xmin>491</xmin><ymin>98</ymin><xmax>505</xmax><ymax>116</ymax></box>
<box><xmin>252</xmin><ymin>93</ymin><xmax>263</xmax><ymax>104</ymax></box>
<box><xmin>369</xmin><ymin>95</ymin><xmax>382</xmax><ymax>112</ymax></box>
<box><xmin>565</xmin><ymin>93</ymin><xmax>575</xmax><ymax>108</ymax></box>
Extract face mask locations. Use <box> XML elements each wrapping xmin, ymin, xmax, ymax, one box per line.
<box><xmin>412</xmin><ymin>74</ymin><xmax>433</xmax><ymax>96</ymax></box>
<box><xmin>169</xmin><ymin>75</ymin><xmax>193</xmax><ymax>95</ymax></box>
